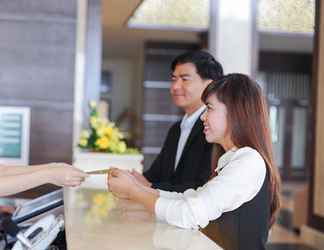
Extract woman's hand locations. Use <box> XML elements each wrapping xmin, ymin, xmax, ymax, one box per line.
<box><xmin>45</xmin><ymin>163</ymin><xmax>89</xmax><ymax>187</ymax></box>
<box><xmin>108</xmin><ymin>168</ymin><xmax>138</xmax><ymax>199</ymax></box>
<box><xmin>130</xmin><ymin>170</ymin><xmax>152</xmax><ymax>187</ymax></box>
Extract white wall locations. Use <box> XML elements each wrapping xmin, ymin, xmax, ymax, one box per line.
<box><xmin>102</xmin><ymin>57</ymin><xmax>141</xmax><ymax>121</ymax></box>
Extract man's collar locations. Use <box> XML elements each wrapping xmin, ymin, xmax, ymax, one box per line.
<box><xmin>181</xmin><ymin>105</ymin><xmax>206</xmax><ymax>129</ymax></box>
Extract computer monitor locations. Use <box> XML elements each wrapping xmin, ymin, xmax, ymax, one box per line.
<box><xmin>0</xmin><ymin>107</ymin><xmax>30</xmax><ymax>166</ymax></box>
<box><xmin>12</xmin><ymin>189</ymin><xmax>63</xmax><ymax>223</ymax></box>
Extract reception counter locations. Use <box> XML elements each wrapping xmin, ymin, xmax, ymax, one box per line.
<box><xmin>64</xmin><ymin>185</ymin><xmax>223</xmax><ymax>250</ymax></box>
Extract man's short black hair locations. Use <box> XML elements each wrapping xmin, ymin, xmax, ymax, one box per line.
<box><xmin>171</xmin><ymin>51</ymin><xmax>223</xmax><ymax>81</ymax></box>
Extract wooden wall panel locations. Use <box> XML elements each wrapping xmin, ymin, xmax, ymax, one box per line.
<box><xmin>143</xmin><ymin>88</ymin><xmax>181</xmax><ymax>115</ymax></box>
<box><xmin>258</xmin><ymin>51</ymin><xmax>312</xmax><ymax>73</ymax></box>
<box><xmin>143</xmin><ymin>121</ymin><xmax>175</xmax><ymax>147</ymax></box>
<box><xmin>313</xmin><ymin>0</ymin><xmax>324</xmax><ymax>218</ymax></box>
<box><xmin>308</xmin><ymin>0</ymin><xmax>324</xmax><ymax>233</ymax></box>
<box><xmin>144</xmin><ymin>56</ymin><xmax>174</xmax><ymax>81</ymax></box>
<box><xmin>0</xmin><ymin>0</ymin><xmax>76</xmax><ymax>18</ymax></box>
<box><xmin>0</xmin><ymin>0</ymin><xmax>77</xmax><ymax>164</ymax></box>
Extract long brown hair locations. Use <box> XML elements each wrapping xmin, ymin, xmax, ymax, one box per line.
<box><xmin>202</xmin><ymin>73</ymin><xmax>281</xmax><ymax>227</ymax></box>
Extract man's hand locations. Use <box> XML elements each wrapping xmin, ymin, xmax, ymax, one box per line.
<box><xmin>130</xmin><ymin>170</ymin><xmax>152</xmax><ymax>187</ymax></box>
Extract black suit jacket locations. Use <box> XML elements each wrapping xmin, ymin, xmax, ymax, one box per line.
<box><xmin>143</xmin><ymin>118</ymin><xmax>213</xmax><ymax>192</ymax></box>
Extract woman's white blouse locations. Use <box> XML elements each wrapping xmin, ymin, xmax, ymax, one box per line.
<box><xmin>155</xmin><ymin>147</ymin><xmax>267</xmax><ymax>229</ymax></box>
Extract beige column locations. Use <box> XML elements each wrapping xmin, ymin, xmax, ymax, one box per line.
<box><xmin>73</xmin><ymin>0</ymin><xmax>88</xmax><ymax>148</ymax></box>
<box><xmin>208</xmin><ymin>0</ymin><xmax>258</xmax><ymax>77</ymax></box>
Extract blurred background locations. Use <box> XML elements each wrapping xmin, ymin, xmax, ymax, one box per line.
<box><xmin>0</xmin><ymin>0</ymin><xmax>323</xmax><ymax>249</ymax></box>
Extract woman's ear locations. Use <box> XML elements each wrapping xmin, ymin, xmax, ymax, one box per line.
<box><xmin>204</xmin><ymin>79</ymin><xmax>213</xmax><ymax>86</ymax></box>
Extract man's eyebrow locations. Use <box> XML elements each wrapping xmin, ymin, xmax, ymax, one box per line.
<box><xmin>179</xmin><ymin>74</ymin><xmax>191</xmax><ymax>78</ymax></box>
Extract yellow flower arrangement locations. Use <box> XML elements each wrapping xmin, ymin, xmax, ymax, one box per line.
<box><xmin>78</xmin><ymin>101</ymin><xmax>139</xmax><ymax>154</ymax></box>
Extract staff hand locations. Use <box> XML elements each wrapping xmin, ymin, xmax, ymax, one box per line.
<box><xmin>46</xmin><ymin>163</ymin><xmax>89</xmax><ymax>187</ymax></box>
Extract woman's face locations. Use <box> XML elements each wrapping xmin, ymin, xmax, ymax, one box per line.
<box><xmin>200</xmin><ymin>94</ymin><xmax>231</xmax><ymax>147</ymax></box>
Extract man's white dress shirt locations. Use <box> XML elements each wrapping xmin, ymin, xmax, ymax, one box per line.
<box><xmin>174</xmin><ymin>105</ymin><xmax>206</xmax><ymax>169</ymax></box>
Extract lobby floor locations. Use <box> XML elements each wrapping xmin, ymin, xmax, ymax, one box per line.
<box><xmin>267</xmin><ymin>224</ymin><xmax>315</xmax><ymax>250</ymax></box>
<box><xmin>266</xmin><ymin>181</ymin><xmax>317</xmax><ymax>250</ymax></box>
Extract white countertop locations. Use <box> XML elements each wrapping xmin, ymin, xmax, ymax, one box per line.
<box><xmin>64</xmin><ymin>186</ymin><xmax>223</xmax><ymax>250</ymax></box>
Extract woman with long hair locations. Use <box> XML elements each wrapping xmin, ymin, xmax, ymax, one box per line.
<box><xmin>108</xmin><ymin>73</ymin><xmax>281</xmax><ymax>250</ymax></box>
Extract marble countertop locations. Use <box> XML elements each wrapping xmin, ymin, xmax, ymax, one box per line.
<box><xmin>64</xmin><ymin>185</ymin><xmax>223</xmax><ymax>250</ymax></box>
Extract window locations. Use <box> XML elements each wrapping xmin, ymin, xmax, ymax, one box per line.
<box><xmin>127</xmin><ymin>0</ymin><xmax>315</xmax><ymax>34</ymax></box>
<box><xmin>258</xmin><ymin>0</ymin><xmax>315</xmax><ymax>33</ymax></box>
<box><xmin>128</xmin><ymin>0</ymin><xmax>209</xmax><ymax>31</ymax></box>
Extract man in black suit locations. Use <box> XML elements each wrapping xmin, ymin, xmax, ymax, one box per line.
<box><xmin>132</xmin><ymin>51</ymin><xmax>223</xmax><ymax>192</ymax></box>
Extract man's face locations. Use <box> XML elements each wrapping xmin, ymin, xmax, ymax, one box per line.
<box><xmin>170</xmin><ymin>63</ymin><xmax>211</xmax><ymax>114</ymax></box>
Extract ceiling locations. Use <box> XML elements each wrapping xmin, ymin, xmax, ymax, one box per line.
<box><xmin>102</xmin><ymin>0</ymin><xmax>142</xmax><ymax>28</ymax></box>
<box><xmin>101</xmin><ymin>0</ymin><xmax>199</xmax><ymax>59</ymax></box>
<box><xmin>101</xmin><ymin>0</ymin><xmax>313</xmax><ymax>60</ymax></box>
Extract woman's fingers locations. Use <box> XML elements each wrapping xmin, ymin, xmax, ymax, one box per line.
<box><xmin>69</xmin><ymin>167</ymin><xmax>89</xmax><ymax>176</ymax></box>
<box><xmin>63</xmin><ymin>170</ymin><xmax>88</xmax><ymax>187</ymax></box>
<box><xmin>66</xmin><ymin>176</ymin><xmax>85</xmax><ymax>182</ymax></box>
<box><xmin>67</xmin><ymin>168</ymin><xmax>88</xmax><ymax>180</ymax></box>
<box><xmin>77</xmin><ymin>170</ymin><xmax>89</xmax><ymax>178</ymax></box>
<box><xmin>65</xmin><ymin>181</ymin><xmax>83</xmax><ymax>187</ymax></box>
<box><xmin>109</xmin><ymin>168</ymin><xmax>121</xmax><ymax>177</ymax></box>
<box><xmin>64</xmin><ymin>176</ymin><xmax>85</xmax><ymax>186</ymax></box>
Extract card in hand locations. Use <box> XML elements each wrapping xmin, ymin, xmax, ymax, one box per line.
<box><xmin>86</xmin><ymin>169</ymin><xmax>110</xmax><ymax>175</ymax></box>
